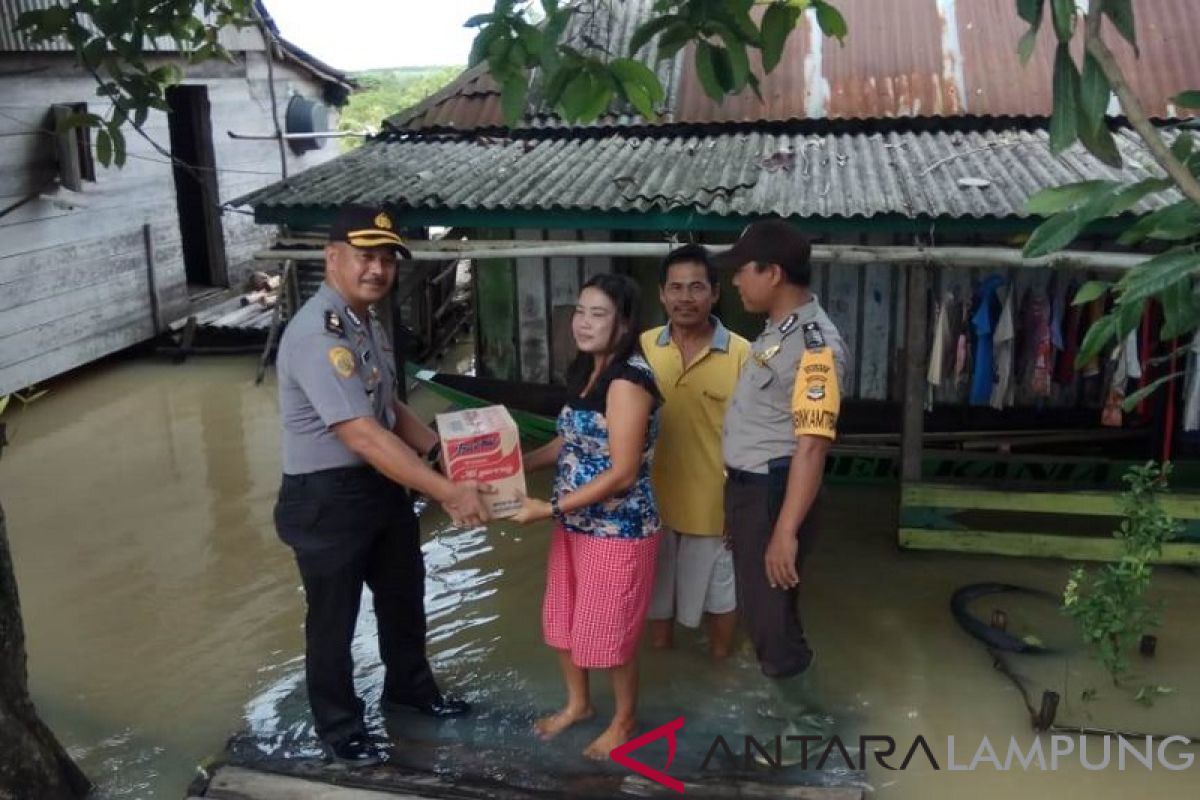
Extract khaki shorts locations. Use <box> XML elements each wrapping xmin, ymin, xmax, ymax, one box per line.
<box><xmin>648</xmin><ymin>529</ymin><xmax>737</xmax><ymax>628</ymax></box>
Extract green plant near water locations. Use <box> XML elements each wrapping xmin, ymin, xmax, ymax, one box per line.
<box><xmin>1063</xmin><ymin>462</ymin><xmax>1180</xmax><ymax>687</ymax></box>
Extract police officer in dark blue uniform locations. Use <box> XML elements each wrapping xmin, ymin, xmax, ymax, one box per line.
<box><xmin>274</xmin><ymin>205</ymin><xmax>492</xmax><ymax>766</ymax></box>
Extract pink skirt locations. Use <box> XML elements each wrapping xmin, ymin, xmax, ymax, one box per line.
<box><xmin>542</xmin><ymin>524</ymin><xmax>659</xmax><ymax>669</ymax></box>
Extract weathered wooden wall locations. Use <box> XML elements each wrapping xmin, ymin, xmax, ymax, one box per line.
<box><xmin>0</xmin><ymin>49</ymin><xmax>341</xmax><ymax>396</ymax></box>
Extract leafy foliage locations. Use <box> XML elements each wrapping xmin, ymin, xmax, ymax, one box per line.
<box><xmin>468</xmin><ymin>0</ymin><xmax>841</xmax><ymax>124</ymax></box>
<box><xmin>15</xmin><ymin>1</ymin><xmax>254</xmax><ymax>168</ymax></box>
<box><xmin>1062</xmin><ymin>463</ymin><xmax>1180</xmax><ymax>686</ymax></box>
<box><xmin>1015</xmin><ymin>1</ymin><xmax>1200</xmax><ymax>381</ymax></box>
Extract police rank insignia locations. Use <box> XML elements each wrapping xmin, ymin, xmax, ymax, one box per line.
<box><xmin>324</xmin><ymin>310</ymin><xmax>345</xmax><ymax>337</ymax></box>
<box><xmin>753</xmin><ymin>344</ymin><xmax>781</xmax><ymax>365</ymax></box>
<box><xmin>344</xmin><ymin>306</ymin><xmax>363</xmax><ymax>328</ymax></box>
<box><xmin>802</xmin><ymin>321</ymin><xmax>826</xmax><ymax>350</ymax></box>
<box><xmin>778</xmin><ymin>313</ymin><xmax>799</xmax><ymax>336</ymax></box>
<box><xmin>328</xmin><ymin>346</ymin><xmax>356</xmax><ymax>378</ymax></box>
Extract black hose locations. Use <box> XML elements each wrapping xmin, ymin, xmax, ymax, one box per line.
<box><xmin>950</xmin><ymin>582</ymin><xmax>1056</xmax><ymax>655</ymax></box>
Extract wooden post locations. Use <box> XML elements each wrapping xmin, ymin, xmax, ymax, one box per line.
<box><xmin>142</xmin><ymin>223</ymin><xmax>162</xmax><ymax>335</ymax></box>
<box><xmin>1035</xmin><ymin>690</ymin><xmax>1060</xmax><ymax>730</ymax></box>
<box><xmin>900</xmin><ymin>262</ymin><xmax>929</xmax><ymax>482</ymax></box>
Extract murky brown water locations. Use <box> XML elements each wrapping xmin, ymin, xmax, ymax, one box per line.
<box><xmin>2</xmin><ymin>354</ymin><xmax>1198</xmax><ymax>798</ymax></box>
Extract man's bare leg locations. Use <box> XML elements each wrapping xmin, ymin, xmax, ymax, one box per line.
<box><xmin>706</xmin><ymin>611</ymin><xmax>737</xmax><ymax>659</ymax></box>
<box><xmin>649</xmin><ymin>618</ymin><xmax>674</xmax><ymax>649</ymax></box>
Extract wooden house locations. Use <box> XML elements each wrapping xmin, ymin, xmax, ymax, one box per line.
<box><xmin>0</xmin><ymin>0</ymin><xmax>352</xmax><ymax>396</ymax></box>
<box><xmin>236</xmin><ymin>0</ymin><xmax>1200</xmax><ymax>562</ymax></box>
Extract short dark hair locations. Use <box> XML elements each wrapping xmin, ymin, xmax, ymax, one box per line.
<box><xmin>752</xmin><ymin>257</ymin><xmax>811</xmax><ymax>288</ymax></box>
<box><xmin>659</xmin><ymin>243</ymin><xmax>718</xmax><ymax>288</ymax></box>
<box><xmin>713</xmin><ymin>219</ymin><xmax>812</xmax><ymax>286</ymax></box>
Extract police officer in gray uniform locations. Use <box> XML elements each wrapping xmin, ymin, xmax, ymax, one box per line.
<box><xmin>714</xmin><ymin>220</ymin><xmax>850</xmax><ymax>679</ymax></box>
<box><xmin>274</xmin><ymin>205</ymin><xmax>492</xmax><ymax>766</ymax></box>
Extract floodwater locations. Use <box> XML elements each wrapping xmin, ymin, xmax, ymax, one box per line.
<box><xmin>2</xmin><ymin>353</ymin><xmax>1199</xmax><ymax>798</ymax></box>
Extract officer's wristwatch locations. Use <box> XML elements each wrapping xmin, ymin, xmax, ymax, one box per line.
<box><xmin>550</xmin><ymin>496</ymin><xmax>563</xmax><ymax>519</ymax></box>
<box><xmin>425</xmin><ymin>441</ymin><xmax>442</xmax><ymax>472</ymax></box>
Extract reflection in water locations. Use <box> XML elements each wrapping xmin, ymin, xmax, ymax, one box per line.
<box><xmin>2</xmin><ymin>355</ymin><xmax>1199</xmax><ymax>798</ymax></box>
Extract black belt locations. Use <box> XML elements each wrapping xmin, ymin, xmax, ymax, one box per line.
<box><xmin>281</xmin><ymin>464</ymin><xmax>379</xmax><ymax>488</ymax></box>
<box><xmin>725</xmin><ymin>467</ymin><xmax>771</xmax><ymax>485</ymax></box>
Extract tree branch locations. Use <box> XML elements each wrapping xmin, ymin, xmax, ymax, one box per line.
<box><xmin>1084</xmin><ymin>5</ymin><xmax>1200</xmax><ymax>206</ymax></box>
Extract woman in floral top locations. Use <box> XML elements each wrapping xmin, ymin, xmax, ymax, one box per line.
<box><xmin>512</xmin><ymin>273</ymin><xmax>663</xmax><ymax>759</ymax></box>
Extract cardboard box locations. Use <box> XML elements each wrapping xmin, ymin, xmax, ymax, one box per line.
<box><xmin>435</xmin><ymin>405</ymin><xmax>526</xmax><ymax>518</ymax></box>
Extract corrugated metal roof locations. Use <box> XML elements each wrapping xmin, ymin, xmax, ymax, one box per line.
<box><xmin>235</xmin><ymin>126</ymin><xmax>1177</xmax><ymax>221</ymax></box>
<box><xmin>388</xmin><ymin>0</ymin><xmax>1200</xmax><ymax>131</ymax></box>
<box><xmin>0</xmin><ymin>0</ymin><xmax>258</xmax><ymax>52</ymax></box>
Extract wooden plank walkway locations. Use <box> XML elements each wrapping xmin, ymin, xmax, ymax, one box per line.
<box><xmin>192</xmin><ymin>765</ymin><xmax>865</xmax><ymax>800</ymax></box>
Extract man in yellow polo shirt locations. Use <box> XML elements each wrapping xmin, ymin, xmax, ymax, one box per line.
<box><xmin>641</xmin><ymin>244</ymin><xmax>751</xmax><ymax>658</ymax></box>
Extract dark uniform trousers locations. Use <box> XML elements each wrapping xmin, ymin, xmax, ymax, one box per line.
<box><xmin>724</xmin><ymin>460</ymin><xmax>820</xmax><ymax>679</ymax></box>
<box><xmin>274</xmin><ymin>466</ymin><xmax>438</xmax><ymax>744</ymax></box>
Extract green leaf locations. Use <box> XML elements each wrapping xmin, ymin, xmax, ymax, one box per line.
<box><xmin>95</xmin><ymin>126</ymin><xmax>112</xmax><ymax>167</ymax></box>
<box><xmin>559</xmin><ymin>70</ymin><xmax>594</xmax><ymax>120</ymax></box>
<box><xmin>1122</xmin><ymin>372</ymin><xmax>1177</xmax><ymax>410</ymax></box>
<box><xmin>1017</xmin><ymin>0</ymin><xmax>1045</xmax><ymax>25</ymax></box>
<box><xmin>762</xmin><ymin>3</ymin><xmax>801</xmax><ymax>73</ymax></box>
<box><xmin>468</xmin><ymin>25</ymin><xmax>502</xmax><ymax>68</ymax></box>
<box><xmin>1026</xmin><ymin>180</ymin><xmax>1118</xmax><ymax>215</ymax></box>
<box><xmin>500</xmin><ymin>73</ymin><xmax>528</xmax><ymax>125</ymax></box>
<box><xmin>576</xmin><ymin>69</ymin><xmax>616</xmax><ymax>121</ymax></box>
<box><xmin>1115</xmin><ymin>296</ymin><xmax>1145</xmax><ymax>338</ymax></box>
<box><xmin>629</xmin><ymin>15</ymin><xmax>677</xmax><ymax>56</ymax></box>
<box><xmin>1119</xmin><ymin>201</ymin><xmax>1200</xmax><ymax>244</ymax></box>
<box><xmin>1050</xmin><ymin>43</ymin><xmax>1081</xmax><ymax>153</ymax></box>
<box><xmin>1018</xmin><ymin>25</ymin><xmax>1040</xmax><ymax>65</ymax></box>
<box><xmin>656</xmin><ymin>23</ymin><xmax>695</xmax><ymax>62</ymax></box>
<box><xmin>1174</xmin><ymin>91</ymin><xmax>1200</xmax><ymax>110</ymax></box>
<box><xmin>1024</xmin><ymin>210</ymin><xmax>1088</xmax><ymax>258</ymax></box>
<box><xmin>1079</xmin><ymin>53</ymin><xmax>1111</xmax><ymax>136</ymax></box>
<box><xmin>695</xmin><ymin>41</ymin><xmax>724</xmax><ymax>100</ymax></box>
<box><xmin>464</xmin><ymin>13</ymin><xmax>493</xmax><ymax>28</ymax></box>
<box><xmin>712</xmin><ymin>24</ymin><xmax>750</xmax><ymax>91</ymax></box>
<box><xmin>1117</xmin><ymin>248</ymin><xmax>1200</xmax><ymax>307</ymax></box>
<box><xmin>1159</xmin><ymin>278</ymin><xmax>1200</xmax><ymax>339</ymax></box>
<box><xmin>1171</xmin><ymin>133</ymin><xmax>1195</xmax><ymax>162</ymax></box>
<box><xmin>1076</xmin><ymin>313</ymin><xmax>1118</xmax><ymax>368</ymax></box>
<box><xmin>1051</xmin><ymin>0</ymin><xmax>1075</xmax><ymax>41</ymax></box>
<box><xmin>1072</xmin><ymin>280</ymin><xmax>1111</xmax><ymax>307</ymax></box>
<box><xmin>813</xmin><ymin>0</ymin><xmax>848</xmax><ymax>42</ymax></box>
<box><xmin>610</xmin><ymin>57</ymin><xmax>665</xmax><ymax>104</ymax></box>
<box><xmin>1078</xmin><ymin>122</ymin><xmax>1122</xmax><ymax>168</ymax></box>
<box><xmin>1102</xmin><ymin>0</ymin><xmax>1138</xmax><ymax>56</ymax></box>
<box><xmin>108</xmin><ymin>124</ymin><xmax>126</xmax><ymax>167</ymax></box>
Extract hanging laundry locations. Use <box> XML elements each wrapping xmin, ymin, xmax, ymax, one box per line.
<box><xmin>969</xmin><ymin>275</ymin><xmax>1006</xmax><ymax>406</ymax></box>
<box><xmin>1080</xmin><ymin>295</ymin><xmax>1107</xmax><ymax>378</ymax></box>
<box><xmin>927</xmin><ymin>290</ymin><xmax>955</xmax><ymax>403</ymax></box>
<box><xmin>1055</xmin><ymin>279</ymin><xmax>1083</xmax><ymax>386</ymax></box>
<box><xmin>991</xmin><ymin>284</ymin><xmax>1017</xmax><ymax>410</ymax></box>
<box><xmin>954</xmin><ymin>295</ymin><xmax>971</xmax><ymax>393</ymax></box>
<box><xmin>1183</xmin><ymin>330</ymin><xmax>1200</xmax><ymax>432</ymax></box>
<box><xmin>1023</xmin><ymin>287</ymin><xmax>1053</xmax><ymax>398</ymax></box>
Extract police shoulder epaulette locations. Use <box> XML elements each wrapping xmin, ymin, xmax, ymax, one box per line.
<box><xmin>324</xmin><ymin>310</ymin><xmax>345</xmax><ymax>337</ymax></box>
<box><xmin>778</xmin><ymin>313</ymin><xmax>799</xmax><ymax>337</ymax></box>
<box><xmin>802</xmin><ymin>321</ymin><xmax>826</xmax><ymax>349</ymax></box>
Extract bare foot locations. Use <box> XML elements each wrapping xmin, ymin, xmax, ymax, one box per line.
<box><xmin>649</xmin><ymin>620</ymin><xmax>673</xmax><ymax>649</ymax></box>
<box><xmin>534</xmin><ymin>706</ymin><xmax>594</xmax><ymax>741</ymax></box>
<box><xmin>583</xmin><ymin>718</ymin><xmax>638</xmax><ymax>760</ymax></box>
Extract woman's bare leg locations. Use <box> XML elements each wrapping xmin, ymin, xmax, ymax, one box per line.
<box><xmin>534</xmin><ymin>649</ymin><xmax>594</xmax><ymax>740</ymax></box>
<box><xmin>583</xmin><ymin>658</ymin><xmax>639</xmax><ymax>759</ymax></box>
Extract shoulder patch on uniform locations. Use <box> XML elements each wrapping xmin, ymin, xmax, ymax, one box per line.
<box><xmin>778</xmin><ymin>313</ymin><xmax>799</xmax><ymax>336</ymax></box>
<box><xmin>324</xmin><ymin>310</ymin><xmax>345</xmax><ymax>337</ymax></box>
<box><xmin>802</xmin><ymin>321</ymin><xmax>826</xmax><ymax>349</ymax></box>
<box><xmin>328</xmin><ymin>346</ymin><xmax>356</xmax><ymax>378</ymax></box>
